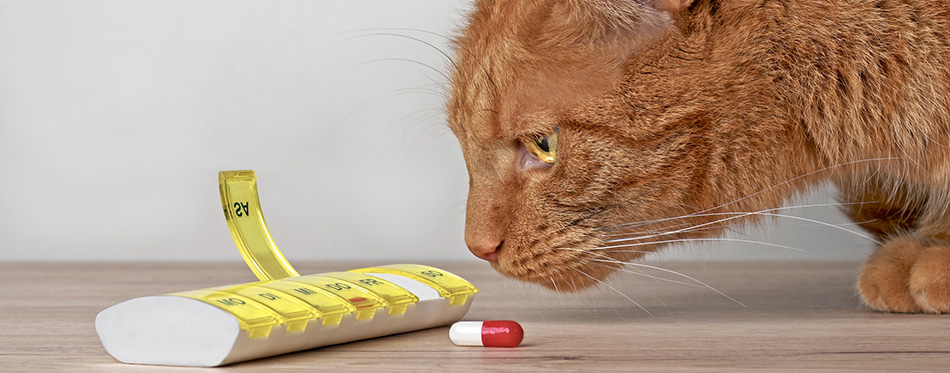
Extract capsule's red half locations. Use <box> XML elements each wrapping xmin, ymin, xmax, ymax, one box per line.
<box><xmin>449</xmin><ymin>320</ymin><xmax>523</xmax><ymax>347</ymax></box>
<box><xmin>480</xmin><ymin>320</ymin><xmax>524</xmax><ymax>347</ymax></box>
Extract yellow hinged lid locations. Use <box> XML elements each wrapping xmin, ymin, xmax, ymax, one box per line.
<box><xmin>169</xmin><ymin>290</ymin><xmax>281</xmax><ymax>339</ymax></box>
<box><xmin>320</xmin><ymin>272</ymin><xmax>419</xmax><ymax>315</ymax></box>
<box><xmin>258</xmin><ymin>279</ymin><xmax>355</xmax><ymax>326</ymax></box>
<box><xmin>211</xmin><ymin>284</ymin><xmax>318</xmax><ymax>333</ymax></box>
<box><xmin>291</xmin><ymin>275</ymin><xmax>389</xmax><ymax>321</ymax></box>
<box><xmin>349</xmin><ymin>264</ymin><xmax>478</xmax><ymax>306</ymax></box>
<box><xmin>219</xmin><ymin>170</ymin><xmax>299</xmax><ymax>281</ymax></box>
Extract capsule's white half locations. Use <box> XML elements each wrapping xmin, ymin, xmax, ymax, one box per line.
<box><xmin>449</xmin><ymin>321</ymin><xmax>484</xmax><ymax>346</ymax></box>
<box><xmin>96</xmin><ymin>273</ymin><xmax>472</xmax><ymax>367</ymax></box>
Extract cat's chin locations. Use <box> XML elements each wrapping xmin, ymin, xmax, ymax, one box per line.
<box><xmin>490</xmin><ymin>250</ymin><xmax>647</xmax><ymax>293</ymax></box>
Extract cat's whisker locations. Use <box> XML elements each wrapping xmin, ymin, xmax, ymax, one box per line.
<box><xmin>403</xmin><ymin>111</ymin><xmax>452</xmax><ymax>152</ymax></box>
<box><xmin>398</xmin><ymin>108</ymin><xmax>446</xmax><ymax>134</ymax></box>
<box><xmin>412</xmin><ymin>65</ymin><xmax>453</xmax><ymax>91</ymax></box>
<box><xmin>585</xmin><ymin>260</ymin><xmax>686</xmax><ymax>319</ymax></box>
<box><xmin>588</xmin><ymin>160</ymin><xmax>896</xmax><ymax>243</ymax></box>
<box><xmin>822</xmin><ymin>218</ymin><xmax>879</xmax><ymax>227</ymax></box>
<box><xmin>350</xmin><ymin>27</ymin><xmax>508</xmax><ymax>97</ymax></box>
<box><xmin>745</xmin><ymin>212</ymin><xmax>881</xmax><ymax>244</ymax></box>
<box><xmin>603</xmin><ymin>224</ymin><xmax>723</xmax><ymax>238</ymax></box>
<box><xmin>351</xmin><ymin>32</ymin><xmax>459</xmax><ymax>70</ymax></box>
<box><xmin>603</xmin><ymin>201</ymin><xmax>874</xmax><ymax>232</ymax></box>
<box><xmin>299</xmin><ymin>31</ymin><xmax>459</xmax><ymax>81</ymax></box>
<box><xmin>320</xmin><ymin>27</ymin><xmax>456</xmax><ymax>45</ymax></box>
<box><xmin>568</xmin><ymin>267</ymin><xmax>654</xmax><ymax>317</ymax></box>
<box><xmin>602</xmin><ymin>212</ymin><xmax>762</xmax><ymax>244</ymax></box>
<box><xmin>601</xmin><ymin>204</ymin><xmax>880</xmax><ymax>250</ymax></box>
<box><xmin>611</xmin><ymin>217</ymin><xmax>878</xmax><ymax>233</ymax></box>
<box><xmin>321</xmin><ymin>28</ymin><xmax>501</xmax><ymax>97</ymax></box>
<box><xmin>555</xmin><ymin>192</ymin><xmax>664</xmax><ymax>233</ymax></box>
<box><xmin>583</xmin><ymin>260</ymin><xmax>704</xmax><ymax>288</ymax></box>
<box><xmin>556</xmin><ymin>247</ymin><xmax>744</xmax><ymax>307</ymax></box>
<box><xmin>689</xmin><ymin>157</ymin><xmax>901</xmax><ymax>217</ymax></box>
<box><xmin>605</xmin><ymin>208</ymin><xmax>882</xmax><ymax>245</ymax></box>
<box><xmin>548</xmin><ymin>273</ymin><xmax>560</xmax><ymax>293</ymax></box>
<box><xmin>593</xmin><ymin>237</ymin><xmax>806</xmax><ymax>253</ymax></box>
<box><xmin>342</xmin><ymin>58</ymin><xmax>452</xmax><ymax>85</ymax></box>
<box><xmin>581</xmin><ymin>248</ymin><xmax>655</xmax><ymax>254</ymax></box>
<box><xmin>589</xmin><ymin>259</ymin><xmax>747</xmax><ymax>308</ymax></box>
<box><xmin>637</xmin><ymin>212</ymin><xmax>879</xmax><ymax>245</ymax></box>
<box><xmin>568</xmin><ymin>271</ymin><xmax>580</xmax><ymax>293</ymax></box>
<box><xmin>334</xmin><ymin>84</ymin><xmax>445</xmax><ymax>128</ymax></box>
<box><xmin>401</xmin><ymin>111</ymin><xmax>446</xmax><ymax>133</ymax></box>
<box><xmin>604</xmin><ymin>211</ymin><xmax>826</xmax><ymax>241</ymax></box>
<box><xmin>559</xmin><ymin>247</ymin><xmax>746</xmax><ymax>307</ymax></box>
<box><xmin>548</xmin><ymin>272</ymin><xmax>569</xmax><ymax>313</ymax></box>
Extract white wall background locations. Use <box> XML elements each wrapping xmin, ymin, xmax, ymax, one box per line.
<box><xmin>0</xmin><ymin>1</ymin><xmax>875</xmax><ymax>263</ymax></box>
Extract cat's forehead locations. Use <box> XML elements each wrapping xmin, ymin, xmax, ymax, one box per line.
<box><xmin>446</xmin><ymin>2</ymin><xmax>543</xmax><ymax>140</ymax></box>
<box><xmin>448</xmin><ymin>0</ymin><xmax>673</xmax><ymax>142</ymax></box>
<box><xmin>446</xmin><ymin>62</ymin><xmax>564</xmax><ymax>142</ymax></box>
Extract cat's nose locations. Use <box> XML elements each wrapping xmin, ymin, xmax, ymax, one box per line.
<box><xmin>467</xmin><ymin>239</ymin><xmax>501</xmax><ymax>262</ymax></box>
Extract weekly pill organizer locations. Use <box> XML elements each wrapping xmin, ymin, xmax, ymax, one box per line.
<box><xmin>96</xmin><ymin>170</ymin><xmax>479</xmax><ymax>367</ymax></box>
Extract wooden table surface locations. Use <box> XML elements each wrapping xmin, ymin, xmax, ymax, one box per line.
<box><xmin>2</xmin><ymin>261</ymin><xmax>949</xmax><ymax>371</ymax></box>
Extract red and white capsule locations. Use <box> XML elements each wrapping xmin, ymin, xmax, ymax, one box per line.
<box><xmin>449</xmin><ymin>320</ymin><xmax>523</xmax><ymax>347</ymax></box>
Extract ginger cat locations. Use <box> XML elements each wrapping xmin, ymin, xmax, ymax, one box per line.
<box><xmin>447</xmin><ymin>0</ymin><xmax>950</xmax><ymax>313</ymax></box>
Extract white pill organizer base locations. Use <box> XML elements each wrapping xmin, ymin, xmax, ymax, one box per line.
<box><xmin>96</xmin><ymin>273</ymin><xmax>473</xmax><ymax>367</ymax></box>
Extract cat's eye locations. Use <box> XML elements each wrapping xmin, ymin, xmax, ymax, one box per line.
<box><xmin>523</xmin><ymin>130</ymin><xmax>558</xmax><ymax>164</ymax></box>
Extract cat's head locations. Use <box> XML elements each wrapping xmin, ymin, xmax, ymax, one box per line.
<box><xmin>447</xmin><ymin>0</ymin><xmax>793</xmax><ymax>290</ymax></box>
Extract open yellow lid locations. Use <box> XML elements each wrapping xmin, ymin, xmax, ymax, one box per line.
<box><xmin>219</xmin><ymin>170</ymin><xmax>299</xmax><ymax>281</ymax></box>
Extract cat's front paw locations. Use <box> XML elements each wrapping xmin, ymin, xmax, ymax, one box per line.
<box><xmin>907</xmin><ymin>246</ymin><xmax>950</xmax><ymax>313</ymax></box>
<box><xmin>858</xmin><ymin>236</ymin><xmax>950</xmax><ymax>313</ymax></box>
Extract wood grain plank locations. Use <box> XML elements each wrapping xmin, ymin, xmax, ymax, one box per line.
<box><xmin>2</xmin><ymin>261</ymin><xmax>949</xmax><ymax>371</ymax></box>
